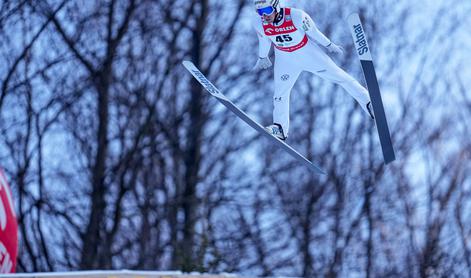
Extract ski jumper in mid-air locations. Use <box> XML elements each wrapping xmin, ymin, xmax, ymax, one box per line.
<box><xmin>252</xmin><ymin>0</ymin><xmax>374</xmax><ymax>141</ymax></box>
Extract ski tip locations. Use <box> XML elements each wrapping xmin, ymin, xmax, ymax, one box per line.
<box><xmin>347</xmin><ymin>13</ymin><xmax>361</xmax><ymax>25</ymax></box>
<box><xmin>182</xmin><ymin>60</ymin><xmax>198</xmax><ymax>73</ymax></box>
<box><xmin>182</xmin><ymin>60</ymin><xmax>193</xmax><ymax>67</ymax></box>
<box><xmin>347</xmin><ymin>12</ymin><xmax>358</xmax><ymax>20</ymax></box>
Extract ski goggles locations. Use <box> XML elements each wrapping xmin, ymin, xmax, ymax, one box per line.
<box><xmin>257</xmin><ymin>6</ymin><xmax>275</xmax><ymax>16</ymax></box>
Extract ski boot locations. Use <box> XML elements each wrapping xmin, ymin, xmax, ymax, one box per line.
<box><xmin>265</xmin><ymin>123</ymin><xmax>287</xmax><ymax>141</ymax></box>
<box><xmin>366</xmin><ymin>101</ymin><xmax>375</xmax><ymax>120</ymax></box>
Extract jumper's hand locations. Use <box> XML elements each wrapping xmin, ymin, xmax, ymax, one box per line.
<box><xmin>326</xmin><ymin>42</ymin><xmax>344</xmax><ymax>55</ymax></box>
<box><xmin>252</xmin><ymin>57</ymin><xmax>272</xmax><ymax>71</ymax></box>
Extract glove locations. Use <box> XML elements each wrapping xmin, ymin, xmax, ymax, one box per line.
<box><xmin>252</xmin><ymin>57</ymin><xmax>272</xmax><ymax>71</ymax></box>
<box><xmin>326</xmin><ymin>42</ymin><xmax>344</xmax><ymax>55</ymax></box>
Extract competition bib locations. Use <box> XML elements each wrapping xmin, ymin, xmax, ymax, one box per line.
<box><xmin>262</xmin><ymin>8</ymin><xmax>308</xmax><ymax>52</ymax></box>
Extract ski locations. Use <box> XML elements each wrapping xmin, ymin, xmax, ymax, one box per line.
<box><xmin>347</xmin><ymin>13</ymin><xmax>396</xmax><ymax>164</ymax></box>
<box><xmin>182</xmin><ymin>61</ymin><xmax>326</xmax><ymax>175</ymax></box>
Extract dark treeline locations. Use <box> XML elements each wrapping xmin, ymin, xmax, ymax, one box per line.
<box><xmin>0</xmin><ymin>0</ymin><xmax>470</xmax><ymax>277</ymax></box>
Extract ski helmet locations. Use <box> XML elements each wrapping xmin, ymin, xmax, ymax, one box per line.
<box><xmin>254</xmin><ymin>0</ymin><xmax>280</xmax><ymax>15</ymax></box>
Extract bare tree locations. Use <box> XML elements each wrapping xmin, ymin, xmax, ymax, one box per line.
<box><xmin>1</xmin><ymin>0</ymin><xmax>471</xmax><ymax>276</ymax></box>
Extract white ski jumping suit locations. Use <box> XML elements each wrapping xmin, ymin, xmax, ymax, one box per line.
<box><xmin>252</xmin><ymin>7</ymin><xmax>371</xmax><ymax>137</ymax></box>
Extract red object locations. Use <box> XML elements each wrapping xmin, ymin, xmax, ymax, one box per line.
<box><xmin>262</xmin><ymin>8</ymin><xmax>308</xmax><ymax>52</ymax></box>
<box><xmin>0</xmin><ymin>168</ymin><xmax>18</xmax><ymax>273</ymax></box>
